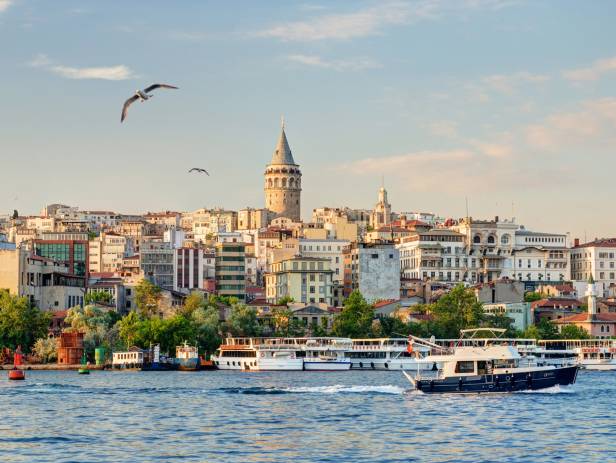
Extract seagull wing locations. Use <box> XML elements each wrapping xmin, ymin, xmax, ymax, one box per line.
<box><xmin>143</xmin><ymin>83</ymin><xmax>179</xmax><ymax>93</ymax></box>
<box><xmin>188</xmin><ymin>168</ymin><xmax>197</xmax><ymax>172</ymax></box>
<box><xmin>203</xmin><ymin>169</ymin><xmax>210</xmax><ymax>176</ymax></box>
<box><xmin>121</xmin><ymin>95</ymin><xmax>139</xmax><ymax>122</ymax></box>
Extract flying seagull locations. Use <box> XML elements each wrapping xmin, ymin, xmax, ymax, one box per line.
<box><xmin>121</xmin><ymin>83</ymin><xmax>178</xmax><ymax>122</ymax></box>
<box><xmin>188</xmin><ymin>168</ymin><xmax>209</xmax><ymax>175</ymax></box>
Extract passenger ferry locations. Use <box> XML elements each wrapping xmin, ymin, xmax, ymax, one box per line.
<box><xmin>348</xmin><ymin>338</ymin><xmax>435</xmax><ymax>371</ymax></box>
<box><xmin>404</xmin><ymin>329</ymin><xmax>579</xmax><ymax>393</ymax></box>
<box><xmin>517</xmin><ymin>345</ymin><xmax>577</xmax><ymax>367</ymax></box>
<box><xmin>211</xmin><ymin>338</ymin><xmax>303</xmax><ymax>371</ymax></box>
<box><xmin>539</xmin><ymin>339</ymin><xmax>616</xmax><ymax>371</ymax></box>
<box><xmin>300</xmin><ymin>337</ymin><xmax>352</xmax><ymax>371</ymax></box>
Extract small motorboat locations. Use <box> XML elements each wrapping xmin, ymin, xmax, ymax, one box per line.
<box><xmin>403</xmin><ymin>329</ymin><xmax>579</xmax><ymax>393</ymax></box>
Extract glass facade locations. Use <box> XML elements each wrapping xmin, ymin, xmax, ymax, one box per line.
<box><xmin>35</xmin><ymin>241</ymin><xmax>88</xmax><ymax>277</ymax></box>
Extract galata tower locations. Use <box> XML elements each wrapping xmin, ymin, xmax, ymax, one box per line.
<box><xmin>264</xmin><ymin>120</ymin><xmax>302</xmax><ymax>221</ymax></box>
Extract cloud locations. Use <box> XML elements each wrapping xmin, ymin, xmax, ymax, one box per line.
<box><xmin>563</xmin><ymin>56</ymin><xmax>616</xmax><ymax>82</ymax></box>
<box><xmin>0</xmin><ymin>0</ymin><xmax>12</xmax><ymax>13</ymax></box>
<box><xmin>258</xmin><ymin>0</ymin><xmax>519</xmax><ymax>42</ymax></box>
<box><xmin>482</xmin><ymin>71</ymin><xmax>549</xmax><ymax>93</ymax></box>
<box><xmin>525</xmin><ymin>98</ymin><xmax>616</xmax><ymax>150</ymax></box>
<box><xmin>287</xmin><ymin>54</ymin><xmax>381</xmax><ymax>71</ymax></box>
<box><xmin>29</xmin><ymin>54</ymin><xmax>136</xmax><ymax>81</ymax></box>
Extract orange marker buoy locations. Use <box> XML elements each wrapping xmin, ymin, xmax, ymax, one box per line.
<box><xmin>8</xmin><ymin>369</ymin><xmax>25</xmax><ymax>380</ymax></box>
<box><xmin>8</xmin><ymin>346</ymin><xmax>26</xmax><ymax>380</ymax></box>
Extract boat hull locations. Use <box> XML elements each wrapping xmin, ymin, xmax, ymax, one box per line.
<box><xmin>579</xmin><ymin>361</ymin><xmax>616</xmax><ymax>371</ymax></box>
<box><xmin>414</xmin><ymin>365</ymin><xmax>579</xmax><ymax>394</ymax></box>
<box><xmin>304</xmin><ymin>361</ymin><xmax>351</xmax><ymax>371</ymax></box>
<box><xmin>177</xmin><ymin>358</ymin><xmax>199</xmax><ymax>371</ymax></box>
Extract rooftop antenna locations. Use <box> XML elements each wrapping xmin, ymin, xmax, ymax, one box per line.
<box><xmin>465</xmin><ymin>196</ymin><xmax>469</xmax><ymax>220</ymax></box>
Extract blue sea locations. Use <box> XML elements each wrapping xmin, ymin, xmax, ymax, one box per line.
<box><xmin>0</xmin><ymin>369</ymin><xmax>615</xmax><ymax>463</ymax></box>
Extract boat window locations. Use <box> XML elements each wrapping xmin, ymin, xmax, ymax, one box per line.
<box><xmin>455</xmin><ymin>361</ymin><xmax>475</xmax><ymax>374</ymax></box>
<box><xmin>477</xmin><ymin>361</ymin><xmax>487</xmax><ymax>375</ymax></box>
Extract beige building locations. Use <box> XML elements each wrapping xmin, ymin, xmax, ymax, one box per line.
<box><xmin>264</xmin><ymin>123</ymin><xmax>302</xmax><ymax>221</ymax></box>
<box><xmin>0</xmin><ymin>249</ymin><xmax>85</xmax><ymax>310</ymax></box>
<box><xmin>369</xmin><ymin>186</ymin><xmax>392</xmax><ymax>230</ymax></box>
<box><xmin>238</xmin><ymin>208</ymin><xmax>271</xmax><ymax>230</ymax></box>
<box><xmin>89</xmin><ymin>232</ymin><xmax>133</xmax><ymax>273</ymax></box>
<box><xmin>265</xmin><ymin>256</ymin><xmax>333</xmax><ymax>305</ymax></box>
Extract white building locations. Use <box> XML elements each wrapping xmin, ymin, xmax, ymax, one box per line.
<box><xmin>397</xmin><ymin>229</ymin><xmax>470</xmax><ymax>282</ymax></box>
<box><xmin>570</xmin><ymin>238</ymin><xmax>616</xmax><ymax>297</ymax></box>
<box><xmin>506</xmin><ymin>229</ymin><xmax>570</xmax><ymax>285</ymax></box>
<box><xmin>89</xmin><ymin>232</ymin><xmax>134</xmax><ymax>273</ymax></box>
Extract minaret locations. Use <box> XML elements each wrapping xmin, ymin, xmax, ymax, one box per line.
<box><xmin>586</xmin><ymin>274</ymin><xmax>598</xmax><ymax>320</ymax></box>
<box><xmin>264</xmin><ymin>119</ymin><xmax>302</xmax><ymax>221</ymax></box>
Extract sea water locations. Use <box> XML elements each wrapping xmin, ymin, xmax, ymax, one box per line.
<box><xmin>0</xmin><ymin>370</ymin><xmax>615</xmax><ymax>462</ymax></box>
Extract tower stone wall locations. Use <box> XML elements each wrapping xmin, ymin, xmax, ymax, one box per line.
<box><xmin>264</xmin><ymin>125</ymin><xmax>302</xmax><ymax>221</ymax></box>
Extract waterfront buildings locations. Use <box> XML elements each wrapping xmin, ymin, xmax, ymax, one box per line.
<box><xmin>265</xmin><ymin>256</ymin><xmax>333</xmax><ymax>305</ymax></box>
<box><xmin>264</xmin><ymin>124</ymin><xmax>302</xmax><ymax>221</ymax></box>
<box><xmin>215</xmin><ymin>241</ymin><xmax>246</xmax><ymax>301</ymax></box>
<box><xmin>140</xmin><ymin>240</ymin><xmax>174</xmax><ymax>289</ymax></box>
<box><xmin>570</xmin><ymin>238</ymin><xmax>616</xmax><ymax>297</ymax></box>
<box><xmin>344</xmin><ymin>242</ymin><xmax>400</xmax><ymax>302</ymax></box>
<box><xmin>34</xmin><ymin>232</ymin><xmax>89</xmax><ymax>277</ymax></box>
<box><xmin>0</xmin><ymin>248</ymin><xmax>85</xmax><ymax>310</ymax></box>
<box><xmin>397</xmin><ymin>229</ymin><xmax>468</xmax><ymax>281</ymax></box>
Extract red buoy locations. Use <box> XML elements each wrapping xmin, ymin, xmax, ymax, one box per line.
<box><xmin>8</xmin><ymin>369</ymin><xmax>25</xmax><ymax>381</ymax></box>
<box><xmin>8</xmin><ymin>346</ymin><xmax>25</xmax><ymax>380</ymax></box>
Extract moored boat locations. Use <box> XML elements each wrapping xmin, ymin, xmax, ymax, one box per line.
<box><xmin>348</xmin><ymin>338</ymin><xmax>435</xmax><ymax>371</ymax></box>
<box><xmin>211</xmin><ymin>338</ymin><xmax>303</xmax><ymax>371</ymax></box>
<box><xmin>404</xmin><ymin>329</ymin><xmax>579</xmax><ymax>393</ymax></box>
<box><xmin>176</xmin><ymin>342</ymin><xmax>199</xmax><ymax>371</ymax></box>
<box><xmin>539</xmin><ymin>339</ymin><xmax>616</xmax><ymax>371</ymax></box>
<box><xmin>301</xmin><ymin>338</ymin><xmax>352</xmax><ymax>371</ymax></box>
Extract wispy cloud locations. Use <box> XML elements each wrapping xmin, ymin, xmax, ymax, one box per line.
<box><xmin>287</xmin><ymin>54</ymin><xmax>380</xmax><ymax>71</ymax></box>
<box><xmin>0</xmin><ymin>0</ymin><xmax>13</xmax><ymax>13</ymax></box>
<box><xmin>525</xmin><ymin>98</ymin><xmax>616</xmax><ymax>150</ymax></box>
<box><xmin>563</xmin><ymin>56</ymin><xmax>616</xmax><ymax>82</ymax></box>
<box><xmin>258</xmin><ymin>0</ymin><xmax>519</xmax><ymax>42</ymax></box>
<box><xmin>257</xmin><ymin>2</ymin><xmax>434</xmax><ymax>41</ymax></box>
<box><xmin>29</xmin><ymin>54</ymin><xmax>137</xmax><ymax>81</ymax></box>
<box><xmin>482</xmin><ymin>71</ymin><xmax>549</xmax><ymax>93</ymax></box>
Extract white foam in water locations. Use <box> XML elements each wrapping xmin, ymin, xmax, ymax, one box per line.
<box><xmin>519</xmin><ymin>385</ymin><xmax>575</xmax><ymax>394</ymax></box>
<box><xmin>282</xmin><ymin>384</ymin><xmax>405</xmax><ymax>394</ymax></box>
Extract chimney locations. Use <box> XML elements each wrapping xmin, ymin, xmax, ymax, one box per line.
<box><xmin>495</xmin><ymin>216</ymin><xmax>499</xmax><ymax>222</ymax></box>
<box><xmin>574</xmin><ymin>238</ymin><xmax>580</xmax><ymax>247</ymax></box>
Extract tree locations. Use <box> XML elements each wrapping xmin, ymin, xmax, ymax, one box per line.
<box><xmin>32</xmin><ymin>337</ymin><xmax>57</xmax><ymax>363</ymax></box>
<box><xmin>134</xmin><ymin>279</ymin><xmax>162</xmax><ymax>317</ymax></box>
<box><xmin>524</xmin><ymin>292</ymin><xmax>543</xmax><ymax>303</ymax></box>
<box><xmin>117</xmin><ymin>311</ymin><xmax>142</xmax><ymax>348</ymax></box>
<box><xmin>372</xmin><ymin>315</ymin><xmax>410</xmax><ymax>337</ymax></box>
<box><xmin>0</xmin><ymin>290</ymin><xmax>51</xmax><ymax>352</ymax></box>
<box><xmin>225</xmin><ymin>304</ymin><xmax>261</xmax><ymax>336</ymax></box>
<box><xmin>275</xmin><ymin>296</ymin><xmax>294</xmax><ymax>306</ymax></box>
<box><xmin>427</xmin><ymin>284</ymin><xmax>486</xmax><ymax>338</ymax></box>
<box><xmin>192</xmin><ymin>305</ymin><xmax>221</xmax><ymax>357</ymax></box>
<box><xmin>12</xmin><ymin>209</ymin><xmax>18</xmax><ymax>219</ymax></box>
<box><xmin>63</xmin><ymin>305</ymin><xmax>119</xmax><ymax>355</ymax></box>
<box><xmin>332</xmin><ymin>290</ymin><xmax>374</xmax><ymax>338</ymax></box>
<box><xmin>524</xmin><ymin>317</ymin><xmax>559</xmax><ymax>340</ymax></box>
<box><xmin>84</xmin><ymin>291</ymin><xmax>113</xmax><ymax>306</ymax></box>
<box><xmin>180</xmin><ymin>291</ymin><xmax>206</xmax><ymax>317</ymax></box>
<box><xmin>560</xmin><ymin>324</ymin><xmax>591</xmax><ymax>340</ymax></box>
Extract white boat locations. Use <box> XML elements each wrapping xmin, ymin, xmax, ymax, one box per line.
<box><xmin>404</xmin><ymin>329</ymin><xmax>579</xmax><ymax>393</ymax></box>
<box><xmin>301</xmin><ymin>338</ymin><xmax>352</xmax><ymax>371</ymax></box>
<box><xmin>539</xmin><ymin>339</ymin><xmax>616</xmax><ymax>371</ymax></box>
<box><xmin>211</xmin><ymin>337</ymin><xmax>303</xmax><ymax>371</ymax></box>
<box><xmin>517</xmin><ymin>346</ymin><xmax>577</xmax><ymax>367</ymax></box>
<box><xmin>347</xmin><ymin>338</ymin><xmax>435</xmax><ymax>371</ymax></box>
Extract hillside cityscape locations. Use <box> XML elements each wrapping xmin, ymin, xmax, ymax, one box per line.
<box><xmin>0</xmin><ymin>123</ymin><xmax>613</xmax><ymax>360</ymax></box>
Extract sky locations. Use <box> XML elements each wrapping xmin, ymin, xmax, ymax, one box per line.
<box><xmin>1</xmin><ymin>0</ymin><xmax>615</xmax><ymax>240</ymax></box>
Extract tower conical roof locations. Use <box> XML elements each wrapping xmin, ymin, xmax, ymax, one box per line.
<box><xmin>270</xmin><ymin>127</ymin><xmax>296</xmax><ymax>165</ymax></box>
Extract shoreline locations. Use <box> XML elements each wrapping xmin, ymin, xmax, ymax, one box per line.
<box><xmin>0</xmin><ymin>364</ymin><xmax>106</xmax><ymax>371</ymax></box>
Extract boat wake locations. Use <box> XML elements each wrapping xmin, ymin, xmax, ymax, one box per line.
<box><xmin>218</xmin><ymin>384</ymin><xmax>405</xmax><ymax>395</ymax></box>
<box><xmin>518</xmin><ymin>385</ymin><xmax>575</xmax><ymax>394</ymax></box>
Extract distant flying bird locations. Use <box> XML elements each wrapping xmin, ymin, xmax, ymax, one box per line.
<box><xmin>121</xmin><ymin>83</ymin><xmax>178</xmax><ymax>122</ymax></box>
<box><xmin>188</xmin><ymin>168</ymin><xmax>209</xmax><ymax>175</ymax></box>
